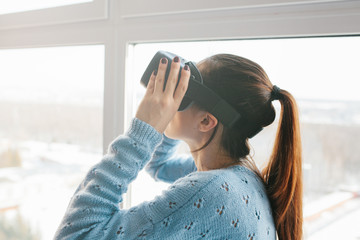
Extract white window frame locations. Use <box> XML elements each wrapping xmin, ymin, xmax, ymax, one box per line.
<box><xmin>0</xmin><ymin>0</ymin><xmax>359</xmax><ymax>209</ymax></box>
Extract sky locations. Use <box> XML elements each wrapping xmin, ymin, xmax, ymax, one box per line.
<box><xmin>0</xmin><ymin>45</ymin><xmax>104</xmax><ymax>106</ymax></box>
<box><xmin>132</xmin><ymin>36</ymin><xmax>360</xmax><ymax>102</ymax></box>
<box><xmin>0</xmin><ymin>36</ymin><xmax>359</xmax><ymax>109</ymax></box>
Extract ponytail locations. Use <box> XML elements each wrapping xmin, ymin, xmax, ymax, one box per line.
<box><xmin>262</xmin><ymin>89</ymin><xmax>303</xmax><ymax>240</ymax></box>
<box><xmin>196</xmin><ymin>54</ymin><xmax>303</xmax><ymax>239</ymax></box>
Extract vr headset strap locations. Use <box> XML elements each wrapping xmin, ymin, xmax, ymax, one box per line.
<box><xmin>186</xmin><ymin>76</ymin><xmax>241</xmax><ymax>128</ymax></box>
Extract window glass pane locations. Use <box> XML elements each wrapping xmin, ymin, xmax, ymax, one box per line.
<box><xmin>0</xmin><ymin>45</ymin><xmax>104</xmax><ymax>240</ymax></box>
<box><xmin>0</xmin><ymin>0</ymin><xmax>93</xmax><ymax>15</ymax></box>
<box><xmin>129</xmin><ymin>36</ymin><xmax>360</xmax><ymax>239</ymax></box>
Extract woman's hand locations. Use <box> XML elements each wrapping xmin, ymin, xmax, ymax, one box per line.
<box><xmin>135</xmin><ymin>56</ymin><xmax>190</xmax><ymax>133</ymax></box>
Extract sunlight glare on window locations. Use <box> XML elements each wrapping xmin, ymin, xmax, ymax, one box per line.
<box><xmin>0</xmin><ymin>0</ymin><xmax>93</xmax><ymax>15</ymax></box>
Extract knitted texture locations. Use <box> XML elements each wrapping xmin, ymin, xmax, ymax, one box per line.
<box><xmin>54</xmin><ymin>118</ymin><xmax>276</xmax><ymax>239</ymax></box>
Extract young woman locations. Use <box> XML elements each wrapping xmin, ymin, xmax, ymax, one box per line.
<box><xmin>54</xmin><ymin>53</ymin><xmax>303</xmax><ymax>240</ymax></box>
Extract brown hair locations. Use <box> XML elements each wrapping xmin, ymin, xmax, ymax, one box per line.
<box><xmin>195</xmin><ymin>54</ymin><xmax>303</xmax><ymax>240</ymax></box>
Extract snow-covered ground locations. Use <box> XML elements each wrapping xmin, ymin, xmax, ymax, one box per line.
<box><xmin>0</xmin><ymin>140</ymin><xmax>100</xmax><ymax>240</ymax></box>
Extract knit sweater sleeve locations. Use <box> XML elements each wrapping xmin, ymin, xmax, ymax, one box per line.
<box><xmin>53</xmin><ymin>118</ymin><xmax>214</xmax><ymax>240</ymax></box>
<box><xmin>144</xmin><ymin>135</ymin><xmax>197</xmax><ymax>184</ymax></box>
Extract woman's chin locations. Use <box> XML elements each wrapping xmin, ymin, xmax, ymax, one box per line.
<box><xmin>164</xmin><ymin>128</ymin><xmax>180</xmax><ymax>140</ymax></box>
<box><xmin>163</xmin><ymin>128</ymin><xmax>171</xmax><ymax>137</ymax></box>
<box><xmin>164</xmin><ymin>130</ymin><xmax>175</xmax><ymax>139</ymax></box>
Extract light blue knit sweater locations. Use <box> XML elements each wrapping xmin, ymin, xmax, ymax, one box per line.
<box><xmin>54</xmin><ymin>118</ymin><xmax>276</xmax><ymax>239</ymax></box>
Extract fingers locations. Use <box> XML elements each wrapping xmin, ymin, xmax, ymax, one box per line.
<box><xmin>173</xmin><ymin>65</ymin><xmax>190</xmax><ymax>103</ymax></box>
<box><xmin>144</xmin><ymin>70</ymin><xmax>156</xmax><ymax>96</ymax></box>
<box><xmin>164</xmin><ymin>56</ymin><xmax>181</xmax><ymax>97</ymax></box>
<box><xmin>152</xmin><ymin>56</ymin><xmax>189</xmax><ymax>105</ymax></box>
<box><xmin>153</xmin><ymin>57</ymin><xmax>168</xmax><ymax>95</ymax></box>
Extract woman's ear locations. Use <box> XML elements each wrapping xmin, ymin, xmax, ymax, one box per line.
<box><xmin>199</xmin><ymin>113</ymin><xmax>218</xmax><ymax>132</ymax></box>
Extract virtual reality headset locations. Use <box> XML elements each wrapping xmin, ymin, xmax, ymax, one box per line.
<box><xmin>140</xmin><ymin>50</ymin><xmax>241</xmax><ymax>128</ymax></box>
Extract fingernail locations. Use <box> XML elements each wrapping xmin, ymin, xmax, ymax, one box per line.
<box><xmin>174</xmin><ymin>56</ymin><xmax>179</xmax><ymax>63</ymax></box>
<box><xmin>184</xmin><ymin>65</ymin><xmax>189</xmax><ymax>71</ymax></box>
<box><xmin>154</xmin><ymin>69</ymin><xmax>157</xmax><ymax>76</ymax></box>
<box><xmin>161</xmin><ymin>58</ymin><xmax>167</xmax><ymax>64</ymax></box>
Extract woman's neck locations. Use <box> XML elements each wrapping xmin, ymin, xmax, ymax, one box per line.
<box><xmin>189</xmin><ymin>136</ymin><xmax>240</xmax><ymax>171</ymax></box>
